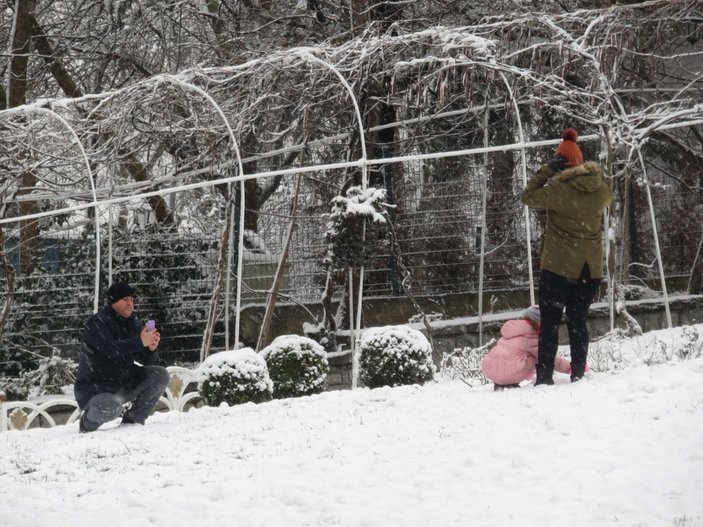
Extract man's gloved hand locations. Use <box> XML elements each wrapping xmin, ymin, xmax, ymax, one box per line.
<box><xmin>547</xmin><ymin>154</ymin><xmax>567</xmax><ymax>173</ymax></box>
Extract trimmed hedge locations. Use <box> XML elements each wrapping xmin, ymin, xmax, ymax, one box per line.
<box><xmin>359</xmin><ymin>325</ymin><xmax>436</xmax><ymax>388</ymax></box>
<box><xmin>197</xmin><ymin>348</ymin><xmax>273</xmax><ymax>406</ymax></box>
<box><xmin>261</xmin><ymin>335</ymin><xmax>329</xmax><ymax>399</ymax></box>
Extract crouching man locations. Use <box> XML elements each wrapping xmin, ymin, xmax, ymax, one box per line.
<box><xmin>74</xmin><ymin>282</ymin><xmax>169</xmax><ymax>433</ymax></box>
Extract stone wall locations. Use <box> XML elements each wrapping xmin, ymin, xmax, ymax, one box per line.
<box><xmin>325</xmin><ymin>294</ymin><xmax>703</xmax><ymax>390</ymax></box>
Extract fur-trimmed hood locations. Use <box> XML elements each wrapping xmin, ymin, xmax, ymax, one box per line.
<box><xmin>557</xmin><ymin>161</ymin><xmax>604</xmax><ymax>193</ymax></box>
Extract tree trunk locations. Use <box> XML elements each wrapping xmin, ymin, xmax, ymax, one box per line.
<box><xmin>256</xmin><ymin>174</ymin><xmax>302</xmax><ymax>351</ymax></box>
<box><xmin>0</xmin><ymin>224</ymin><xmax>16</xmax><ymax>343</ymax></box>
<box><xmin>17</xmin><ymin>172</ymin><xmax>41</xmax><ymax>275</ymax></box>
<box><xmin>30</xmin><ymin>13</ymin><xmax>83</xmax><ymax>97</ymax></box>
<box><xmin>124</xmin><ymin>155</ymin><xmax>176</xmax><ymax>226</ymax></box>
<box><xmin>200</xmin><ymin>189</ymin><xmax>238</xmax><ymax>361</ymax></box>
<box><xmin>350</xmin><ymin>0</ymin><xmax>367</xmax><ymax>36</ymax></box>
<box><xmin>9</xmin><ymin>0</ymin><xmax>40</xmax><ymax>275</ymax></box>
<box><xmin>689</xmin><ymin>236</ymin><xmax>703</xmax><ymax>294</ymax></box>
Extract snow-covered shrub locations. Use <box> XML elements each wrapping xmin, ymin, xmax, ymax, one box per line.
<box><xmin>408</xmin><ymin>312</ymin><xmax>444</xmax><ymax>324</ymax></box>
<box><xmin>358</xmin><ymin>325</ymin><xmax>436</xmax><ymax>388</ymax></box>
<box><xmin>637</xmin><ymin>326</ymin><xmax>703</xmax><ymax>365</ymax></box>
<box><xmin>621</xmin><ymin>284</ymin><xmax>659</xmax><ymax>301</ymax></box>
<box><xmin>4</xmin><ymin>266</ymin><xmax>92</xmax><ymax>378</ymax></box>
<box><xmin>0</xmin><ymin>350</ymin><xmax>76</xmax><ymax>401</ymax></box>
<box><xmin>261</xmin><ymin>335</ymin><xmax>329</xmax><ymax>399</ymax></box>
<box><xmin>325</xmin><ymin>186</ymin><xmax>390</xmax><ymax>272</ymax></box>
<box><xmin>197</xmin><ymin>348</ymin><xmax>273</xmax><ymax>406</ymax></box>
<box><xmin>20</xmin><ymin>351</ymin><xmax>77</xmax><ymax>398</ymax></box>
<box><xmin>0</xmin><ymin>377</ymin><xmax>27</xmax><ymax>401</ymax></box>
<box><xmin>673</xmin><ymin>326</ymin><xmax>702</xmax><ymax>359</ymax></box>
<box><xmin>440</xmin><ymin>339</ymin><xmax>495</xmax><ymax>386</ymax></box>
<box><xmin>589</xmin><ymin>325</ymin><xmax>703</xmax><ymax>372</ymax></box>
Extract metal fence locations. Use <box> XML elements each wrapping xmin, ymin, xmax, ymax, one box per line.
<box><xmin>2</xmin><ymin>141</ymin><xmax>701</xmax><ymax>369</ymax></box>
<box><xmin>1</xmin><ymin>19</ymin><xmax>701</xmax><ymax>373</ymax></box>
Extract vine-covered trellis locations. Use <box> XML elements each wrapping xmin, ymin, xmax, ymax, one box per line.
<box><xmin>1</xmin><ymin>1</ymin><xmax>702</xmax><ymax>382</ymax></box>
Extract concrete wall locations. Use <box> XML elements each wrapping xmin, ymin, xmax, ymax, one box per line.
<box><xmin>324</xmin><ymin>294</ymin><xmax>703</xmax><ymax>390</ymax></box>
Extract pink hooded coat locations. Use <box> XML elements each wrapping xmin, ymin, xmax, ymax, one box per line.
<box><xmin>481</xmin><ymin>319</ymin><xmax>571</xmax><ymax>384</ymax></box>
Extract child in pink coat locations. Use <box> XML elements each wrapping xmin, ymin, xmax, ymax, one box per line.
<box><xmin>481</xmin><ymin>306</ymin><xmax>578</xmax><ymax>390</ymax></box>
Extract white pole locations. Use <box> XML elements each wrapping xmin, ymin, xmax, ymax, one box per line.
<box><xmin>478</xmin><ymin>100</ymin><xmax>490</xmax><ymax>345</ymax></box>
<box><xmin>637</xmin><ymin>150</ymin><xmax>672</xmax><ymax>327</ymax></box>
<box><xmin>108</xmin><ymin>168</ymin><xmax>114</xmax><ymax>287</ymax></box>
<box><xmin>294</xmin><ymin>53</ymin><xmax>369</xmax><ymax>389</ymax></box>
<box><xmin>4</xmin><ymin>108</ymin><xmax>102</xmax><ymax>313</ymax></box>
<box><xmin>234</xmin><ymin>180</ymin><xmax>246</xmax><ymax>347</ymax></box>
<box><xmin>224</xmin><ymin>182</ymin><xmax>235</xmax><ymax>349</ymax></box>
<box><xmin>348</xmin><ymin>268</ymin><xmax>357</xmax><ymax>388</ymax></box>
<box><xmin>500</xmin><ymin>72</ymin><xmax>534</xmax><ymax>304</ymax></box>
<box><xmin>602</xmin><ymin>135</ymin><xmax>615</xmax><ymax>333</ymax></box>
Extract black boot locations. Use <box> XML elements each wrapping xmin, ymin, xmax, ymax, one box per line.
<box><xmin>78</xmin><ymin>393</ymin><xmax>125</xmax><ymax>433</ymax></box>
<box><xmin>534</xmin><ymin>373</ymin><xmax>554</xmax><ymax>386</ymax></box>
<box><xmin>570</xmin><ymin>363</ymin><xmax>585</xmax><ymax>383</ymax></box>
<box><xmin>494</xmin><ymin>383</ymin><xmax>520</xmax><ymax>391</ymax></box>
<box><xmin>78</xmin><ymin>412</ymin><xmax>89</xmax><ymax>433</ymax></box>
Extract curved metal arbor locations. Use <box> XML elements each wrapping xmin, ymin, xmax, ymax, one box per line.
<box><xmin>0</xmin><ymin>7</ymin><xmax>701</xmax><ymax>376</ymax></box>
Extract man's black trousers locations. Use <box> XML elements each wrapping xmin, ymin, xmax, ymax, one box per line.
<box><xmin>78</xmin><ymin>365</ymin><xmax>169</xmax><ymax>432</ymax></box>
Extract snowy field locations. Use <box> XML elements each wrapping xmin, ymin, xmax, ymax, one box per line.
<box><xmin>2</xmin><ymin>325</ymin><xmax>702</xmax><ymax>527</ymax></box>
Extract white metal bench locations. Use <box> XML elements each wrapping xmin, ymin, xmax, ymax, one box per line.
<box><xmin>0</xmin><ymin>366</ymin><xmax>201</xmax><ymax>432</ymax></box>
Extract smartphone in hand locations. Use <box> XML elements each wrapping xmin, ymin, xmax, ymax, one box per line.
<box><xmin>146</xmin><ymin>320</ymin><xmax>156</xmax><ymax>332</ymax></box>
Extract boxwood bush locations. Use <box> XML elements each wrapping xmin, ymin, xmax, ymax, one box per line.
<box><xmin>358</xmin><ymin>325</ymin><xmax>436</xmax><ymax>388</ymax></box>
<box><xmin>261</xmin><ymin>335</ymin><xmax>329</xmax><ymax>399</ymax></box>
<box><xmin>197</xmin><ymin>348</ymin><xmax>273</xmax><ymax>406</ymax></box>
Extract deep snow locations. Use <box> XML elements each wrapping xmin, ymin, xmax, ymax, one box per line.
<box><xmin>1</xmin><ymin>325</ymin><xmax>702</xmax><ymax>527</ymax></box>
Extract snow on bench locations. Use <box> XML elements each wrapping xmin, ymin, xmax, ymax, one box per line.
<box><xmin>0</xmin><ymin>366</ymin><xmax>201</xmax><ymax>432</ymax></box>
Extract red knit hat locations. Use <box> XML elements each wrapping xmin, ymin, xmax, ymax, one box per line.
<box><xmin>555</xmin><ymin>128</ymin><xmax>583</xmax><ymax>167</ymax></box>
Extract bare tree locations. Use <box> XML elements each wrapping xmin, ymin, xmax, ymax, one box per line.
<box><xmin>0</xmin><ymin>0</ymin><xmax>700</xmax><ymax>360</ymax></box>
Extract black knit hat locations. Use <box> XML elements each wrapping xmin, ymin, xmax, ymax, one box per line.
<box><xmin>106</xmin><ymin>282</ymin><xmax>135</xmax><ymax>305</ymax></box>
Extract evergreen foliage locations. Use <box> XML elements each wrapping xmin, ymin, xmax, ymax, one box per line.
<box><xmin>1</xmin><ymin>235</ymin><xmax>94</xmax><ymax>378</ymax></box>
<box><xmin>107</xmin><ymin>224</ymin><xmax>215</xmax><ymax>363</ymax></box>
<box><xmin>358</xmin><ymin>325</ymin><xmax>436</xmax><ymax>388</ymax></box>
<box><xmin>261</xmin><ymin>335</ymin><xmax>329</xmax><ymax>399</ymax></box>
<box><xmin>324</xmin><ymin>186</ymin><xmax>390</xmax><ymax>272</ymax></box>
<box><xmin>197</xmin><ymin>348</ymin><xmax>273</xmax><ymax>406</ymax></box>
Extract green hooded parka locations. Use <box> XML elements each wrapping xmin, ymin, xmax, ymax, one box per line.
<box><xmin>520</xmin><ymin>161</ymin><xmax>613</xmax><ymax>279</ymax></box>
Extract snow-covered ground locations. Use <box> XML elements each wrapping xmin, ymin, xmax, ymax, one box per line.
<box><xmin>2</xmin><ymin>325</ymin><xmax>702</xmax><ymax>527</ymax></box>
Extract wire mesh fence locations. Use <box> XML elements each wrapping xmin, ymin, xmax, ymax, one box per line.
<box><xmin>1</xmin><ymin>6</ymin><xmax>702</xmax><ymax>375</ymax></box>
<box><xmin>2</xmin><ymin>142</ymin><xmax>700</xmax><ymax>371</ymax></box>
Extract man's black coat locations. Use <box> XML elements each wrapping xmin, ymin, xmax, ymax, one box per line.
<box><xmin>74</xmin><ymin>305</ymin><xmax>159</xmax><ymax>408</ymax></box>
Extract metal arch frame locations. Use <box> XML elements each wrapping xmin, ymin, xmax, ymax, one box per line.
<box><xmin>242</xmin><ymin>49</ymin><xmax>369</xmax><ymax>386</ymax></box>
<box><xmin>134</xmin><ymin>74</ymin><xmax>247</xmax><ymax>351</ymax></box>
<box><xmin>473</xmin><ymin>71</ymin><xmax>533</xmax><ymax>343</ymax></box>
<box><xmin>286</xmin><ymin>50</ymin><xmax>369</xmax><ymax>388</ymax></box>
<box><xmin>0</xmin><ymin>106</ymin><xmax>102</xmax><ymax>313</ymax></box>
<box><xmin>538</xmin><ymin>19</ymin><xmax>676</xmax><ymax>329</ymax></box>
<box><xmin>0</xmin><ymin>49</ymin><xmax>698</xmax><ymax>365</ymax></box>
<box><xmin>477</xmin><ymin>97</ymin><xmax>491</xmax><ymax>345</ymax></box>
<box><xmin>499</xmin><ymin>72</ymin><xmax>535</xmax><ymax>306</ymax></box>
<box><xmin>635</xmin><ymin>148</ymin><xmax>672</xmax><ymax>327</ymax></box>
<box><xmin>191</xmin><ymin>50</ymin><xmax>370</xmax><ymax>362</ymax></box>
<box><xmin>116</xmin><ymin>63</ymin><xmax>369</xmax><ymax>357</ymax></box>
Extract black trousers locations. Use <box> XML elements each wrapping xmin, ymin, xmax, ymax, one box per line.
<box><xmin>537</xmin><ymin>268</ymin><xmax>601</xmax><ymax>382</ymax></box>
<box><xmin>79</xmin><ymin>365</ymin><xmax>170</xmax><ymax>431</ymax></box>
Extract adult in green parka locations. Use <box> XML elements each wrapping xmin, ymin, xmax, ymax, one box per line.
<box><xmin>521</xmin><ymin>128</ymin><xmax>613</xmax><ymax>385</ymax></box>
